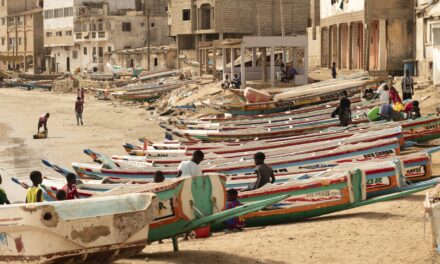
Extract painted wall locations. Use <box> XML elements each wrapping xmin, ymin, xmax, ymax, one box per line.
<box><xmin>73</xmin><ymin>0</ymin><xmax>138</xmax><ymax>13</ymax></box>
<box><xmin>320</xmin><ymin>0</ymin><xmax>364</xmax><ymax>19</ymax></box>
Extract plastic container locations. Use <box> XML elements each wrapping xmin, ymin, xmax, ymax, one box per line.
<box><xmin>403</xmin><ymin>59</ymin><xmax>415</xmax><ymax>76</ymax></box>
<box><xmin>193</xmin><ymin>225</ymin><xmax>210</xmax><ymax>238</ymax></box>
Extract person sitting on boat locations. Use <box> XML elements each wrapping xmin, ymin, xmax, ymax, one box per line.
<box><xmin>376</xmin><ymin>83</ymin><xmax>390</xmax><ymax>104</ymax></box>
<box><xmin>0</xmin><ymin>174</ymin><xmax>10</xmax><ymax>205</ymax></box>
<box><xmin>154</xmin><ymin>171</ymin><xmax>165</xmax><ymax>183</ymax></box>
<box><xmin>56</xmin><ymin>190</ymin><xmax>67</xmax><ymax>201</ymax></box>
<box><xmin>224</xmin><ymin>189</ymin><xmax>245</xmax><ymax>232</ymax></box>
<box><xmin>177</xmin><ymin>150</ymin><xmax>204</xmax><ymax>178</ymax></box>
<box><xmin>404</xmin><ymin>100</ymin><xmax>421</xmax><ymax>120</ymax></box>
<box><xmin>362</xmin><ymin>87</ymin><xmax>374</xmax><ymax>101</ymax></box>
<box><xmin>26</xmin><ymin>171</ymin><xmax>44</xmax><ymax>203</ymax></box>
<box><xmin>37</xmin><ymin>113</ymin><xmax>50</xmax><ymax>134</ymax></box>
<box><xmin>389</xmin><ymin>86</ymin><xmax>402</xmax><ymax>104</ymax></box>
<box><xmin>221</xmin><ymin>75</ymin><xmax>231</xmax><ymax>89</ymax></box>
<box><xmin>252</xmin><ymin>152</ymin><xmax>275</xmax><ymax>190</ymax></box>
<box><xmin>231</xmin><ymin>74</ymin><xmax>241</xmax><ymax>89</ymax></box>
<box><xmin>62</xmin><ymin>173</ymin><xmax>79</xmax><ymax>200</ymax></box>
<box><xmin>335</xmin><ymin>91</ymin><xmax>351</xmax><ymax>127</ymax></box>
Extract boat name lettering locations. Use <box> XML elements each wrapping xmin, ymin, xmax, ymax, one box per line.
<box><xmin>405</xmin><ymin>166</ymin><xmax>425</xmax><ymax>176</ymax></box>
<box><xmin>275</xmin><ymin>101</ymin><xmax>295</xmax><ymax>108</ymax></box>
<box><xmin>306</xmin><ymin>190</ymin><xmax>340</xmax><ymax>198</ymax></box>
<box><xmin>366</xmin><ymin>178</ymin><xmax>383</xmax><ymax>185</ymax></box>
<box><xmin>425</xmin><ymin>124</ymin><xmax>437</xmax><ymax>130</ymax></box>
<box><xmin>363</xmin><ymin>149</ymin><xmax>394</xmax><ymax>158</ymax></box>
<box><xmin>320</xmin><ymin>92</ymin><xmax>344</xmax><ymax>101</ymax></box>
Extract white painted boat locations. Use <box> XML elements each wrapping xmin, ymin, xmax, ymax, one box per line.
<box><xmin>424</xmin><ymin>189</ymin><xmax>440</xmax><ymax>252</ymax></box>
<box><xmin>0</xmin><ymin>193</ymin><xmax>156</xmax><ymax>263</ymax></box>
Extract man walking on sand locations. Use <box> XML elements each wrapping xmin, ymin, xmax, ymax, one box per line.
<box><xmin>75</xmin><ymin>97</ymin><xmax>84</xmax><ymax>126</ymax></box>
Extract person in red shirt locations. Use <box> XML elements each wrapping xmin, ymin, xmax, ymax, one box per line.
<box><xmin>37</xmin><ymin>113</ymin><xmax>50</xmax><ymax>133</ymax></box>
<box><xmin>62</xmin><ymin>173</ymin><xmax>79</xmax><ymax>200</ymax></box>
<box><xmin>388</xmin><ymin>86</ymin><xmax>402</xmax><ymax>104</ymax></box>
<box><xmin>75</xmin><ymin>97</ymin><xmax>84</xmax><ymax>126</ymax></box>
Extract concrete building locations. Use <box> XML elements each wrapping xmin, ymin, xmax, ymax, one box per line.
<box><xmin>168</xmin><ymin>0</ymin><xmax>311</xmax><ymax>64</ymax></box>
<box><xmin>415</xmin><ymin>0</ymin><xmax>440</xmax><ymax>84</ymax></box>
<box><xmin>0</xmin><ymin>0</ymin><xmax>45</xmax><ymax>73</ymax></box>
<box><xmin>44</xmin><ymin>0</ymin><xmax>170</xmax><ymax>73</ymax></box>
<box><xmin>104</xmin><ymin>46</ymin><xmax>177</xmax><ymax>72</ymax></box>
<box><xmin>310</xmin><ymin>0</ymin><xmax>414</xmax><ymax>73</ymax></box>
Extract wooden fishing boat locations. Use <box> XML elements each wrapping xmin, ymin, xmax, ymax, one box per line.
<box><xmin>211</xmin><ymin>76</ymin><xmax>388</xmax><ymax>115</ymax></box>
<box><xmin>71</xmin><ymin>138</ymin><xmax>401</xmax><ymax>179</ymax></box>
<box><xmin>113</xmin><ymin>81</ymin><xmax>185</xmax><ymax>102</ymax></box>
<box><xmin>106</xmin><ymin>126</ymin><xmax>403</xmax><ymax>164</ymax></box>
<box><xmin>424</xmin><ymin>187</ymin><xmax>440</xmax><ymax>252</ymax></box>
<box><xmin>212</xmin><ymin>168</ymin><xmax>439</xmax><ymax>229</ymax></box>
<box><xmin>0</xmin><ymin>193</ymin><xmax>157</xmax><ymax>263</ymax></box>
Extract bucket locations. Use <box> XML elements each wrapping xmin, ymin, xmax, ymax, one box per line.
<box><xmin>193</xmin><ymin>225</ymin><xmax>210</xmax><ymax>238</ymax></box>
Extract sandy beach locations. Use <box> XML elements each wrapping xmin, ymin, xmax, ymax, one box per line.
<box><xmin>1</xmin><ymin>88</ymin><xmax>440</xmax><ymax>264</ymax></box>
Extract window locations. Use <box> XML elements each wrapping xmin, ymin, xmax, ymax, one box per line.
<box><xmin>93</xmin><ymin>47</ymin><xmax>96</xmax><ymax>55</ymax></box>
<box><xmin>72</xmin><ymin>50</ymin><xmax>78</xmax><ymax>59</ymax></box>
<box><xmin>151</xmin><ymin>23</ymin><xmax>155</xmax><ymax>27</ymax></box>
<box><xmin>54</xmin><ymin>8</ymin><xmax>63</xmax><ymax>18</ymax></box>
<box><xmin>83</xmin><ymin>47</ymin><xmax>87</xmax><ymax>55</ymax></box>
<box><xmin>122</xmin><ymin>22</ymin><xmax>131</xmax><ymax>32</ymax></box>
<box><xmin>108</xmin><ymin>46</ymin><xmax>111</xmax><ymax>52</ymax></box>
<box><xmin>98</xmin><ymin>47</ymin><xmax>103</xmax><ymax>57</ymax></box>
<box><xmin>44</xmin><ymin>9</ymin><xmax>54</xmax><ymax>19</ymax></box>
<box><xmin>46</xmin><ymin>32</ymin><xmax>52</xmax><ymax>37</ymax></box>
<box><xmin>75</xmin><ymin>33</ymin><xmax>82</xmax><ymax>39</ymax></box>
<box><xmin>1</xmin><ymin>18</ymin><xmax>4</xmax><ymax>25</ymax></box>
<box><xmin>1</xmin><ymin>38</ymin><xmax>4</xmax><ymax>46</ymax></box>
<box><xmin>18</xmin><ymin>37</ymin><xmax>21</xmax><ymax>45</ymax></box>
<box><xmin>56</xmin><ymin>31</ymin><xmax>62</xmax><ymax>37</ymax></box>
<box><xmin>154</xmin><ymin>58</ymin><xmax>158</xmax><ymax>66</ymax></box>
<box><xmin>64</xmin><ymin>7</ymin><xmax>73</xmax><ymax>17</ymax></box>
<box><xmin>66</xmin><ymin>30</ymin><xmax>72</xmax><ymax>36</ymax></box>
<box><xmin>91</xmin><ymin>32</ymin><xmax>96</xmax><ymax>38</ymax></box>
<box><xmin>98</xmin><ymin>32</ymin><xmax>105</xmax><ymax>38</ymax></box>
<box><xmin>182</xmin><ymin>9</ymin><xmax>190</xmax><ymax>21</ymax></box>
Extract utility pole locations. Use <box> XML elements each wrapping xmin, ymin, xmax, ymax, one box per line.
<box><xmin>147</xmin><ymin>1</ymin><xmax>151</xmax><ymax>71</ymax></box>
<box><xmin>280</xmin><ymin>0</ymin><xmax>285</xmax><ymax>37</ymax></box>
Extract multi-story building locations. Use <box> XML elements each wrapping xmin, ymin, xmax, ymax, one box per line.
<box><xmin>44</xmin><ymin>0</ymin><xmax>170</xmax><ymax>73</ymax></box>
<box><xmin>312</xmin><ymin>0</ymin><xmax>414</xmax><ymax>73</ymax></box>
<box><xmin>168</xmin><ymin>0</ymin><xmax>311</xmax><ymax>61</ymax></box>
<box><xmin>0</xmin><ymin>0</ymin><xmax>45</xmax><ymax>73</ymax></box>
<box><xmin>415</xmin><ymin>0</ymin><xmax>440</xmax><ymax>84</ymax></box>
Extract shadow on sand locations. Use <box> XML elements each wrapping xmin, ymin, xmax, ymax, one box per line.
<box><xmin>127</xmin><ymin>250</ymin><xmax>286</xmax><ymax>264</ymax></box>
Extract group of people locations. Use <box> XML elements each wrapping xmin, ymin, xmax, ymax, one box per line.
<box><xmin>333</xmin><ymin>69</ymin><xmax>420</xmax><ymax>126</ymax></box>
<box><xmin>221</xmin><ymin>74</ymin><xmax>242</xmax><ymax>89</ymax></box>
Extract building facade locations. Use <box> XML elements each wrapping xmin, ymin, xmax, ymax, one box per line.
<box><xmin>0</xmin><ymin>0</ymin><xmax>45</xmax><ymax>73</ymax></box>
<box><xmin>168</xmin><ymin>0</ymin><xmax>311</xmax><ymax>62</ymax></box>
<box><xmin>44</xmin><ymin>0</ymin><xmax>170</xmax><ymax>73</ymax></box>
<box><xmin>415</xmin><ymin>0</ymin><xmax>440</xmax><ymax>84</ymax></box>
<box><xmin>311</xmin><ymin>0</ymin><xmax>414</xmax><ymax>73</ymax></box>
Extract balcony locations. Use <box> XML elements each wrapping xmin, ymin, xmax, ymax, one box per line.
<box><xmin>74</xmin><ymin>31</ymin><xmax>108</xmax><ymax>42</ymax></box>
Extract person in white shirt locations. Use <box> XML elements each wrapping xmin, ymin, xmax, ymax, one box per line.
<box><xmin>376</xmin><ymin>83</ymin><xmax>390</xmax><ymax>104</ymax></box>
<box><xmin>177</xmin><ymin>150</ymin><xmax>204</xmax><ymax>178</ymax></box>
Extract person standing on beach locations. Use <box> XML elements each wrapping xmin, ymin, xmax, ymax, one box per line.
<box><xmin>402</xmin><ymin>70</ymin><xmax>414</xmax><ymax>100</ymax></box>
<box><xmin>176</xmin><ymin>150</ymin><xmax>204</xmax><ymax>178</ymax></box>
<box><xmin>26</xmin><ymin>171</ymin><xmax>44</xmax><ymax>203</ymax></box>
<box><xmin>37</xmin><ymin>113</ymin><xmax>50</xmax><ymax>133</ymax></box>
<box><xmin>75</xmin><ymin>97</ymin><xmax>84</xmax><ymax>126</ymax></box>
<box><xmin>0</xmin><ymin>174</ymin><xmax>10</xmax><ymax>205</ymax></box>
<box><xmin>331</xmin><ymin>62</ymin><xmax>337</xmax><ymax>79</ymax></box>
<box><xmin>78</xmin><ymin>88</ymin><xmax>85</xmax><ymax>101</ymax></box>
<box><xmin>252</xmin><ymin>152</ymin><xmax>275</xmax><ymax>190</ymax></box>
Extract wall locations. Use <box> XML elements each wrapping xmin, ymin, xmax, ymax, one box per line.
<box><xmin>170</xmin><ymin>0</ymin><xmax>310</xmax><ymax>36</ymax></box>
<box><xmin>320</xmin><ymin>0</ymin><xmax>364</xmax><ymax>19</ymax></box>
<box><xmin>43</xmin><ymin>0</ymin><xmax>75</xmax><ymax>47</ymax></box>
<box><xmin>103</xmin><ymin>48</ymin><xmax>176</xmax><ymax>72</ymax></box>
<box><xmin>307</xmin><ymin>26</ymin><xmax>321</xmax><ymax>70</ymax></box>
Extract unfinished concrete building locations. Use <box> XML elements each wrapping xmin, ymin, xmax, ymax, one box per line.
<box><xmin>168</xmin><ymin>0</ymin><xmax>311</xmax><ymax>64</ymax></box>
<box><xmin>314</xmin><ymin>0</ymin><xmax>414</xmax><ymax>73</ymax></box>
<box><xmin>415</xmin><ymin>0</ymin><xmax>440</xmax><ymax>84</ymax></box>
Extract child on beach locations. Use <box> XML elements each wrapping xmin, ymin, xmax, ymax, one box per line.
<box><xmin>0</xmin><ymin>174</ymin><xmax>10</xmax><ymax>205</ymax></box>
<box><xmin>224</xmin><ymin>189</ymin><xmax>245</xmax><ymax>232</ymax></box>
<box><xmin>62</xmin><ymin>173</ymin><xmax>79</xmax><ymax>200</ymax></box>
<box><xmin>56</xmin><ymin>190</ymin><xmax>67</xmax><ymax>201</ymax></box>
<box><xmin>154</xmin><ymin>171</ymin><xmax>165</xmax><ymax>183</ymax></box>
<box><xmin>253</xmin><ymin>152</ymin><xmax>275</xmax><ymax>190</ymax></box>
<box><xmin>26</xmin><ymin>171</ymin><xmax>44</xmax><ymax>203</ymax></box>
